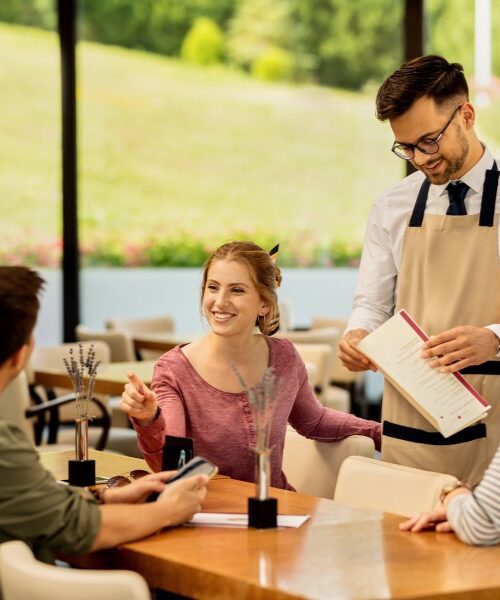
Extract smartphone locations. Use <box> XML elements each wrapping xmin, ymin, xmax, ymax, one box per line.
<box><xmin>162</xmin><ymin>435</ymin><xmax>195</xmax><ymax>470</ymax></box>
<box><xmin>147</xmin><ymin>456</ymin><xmax>217</xmax><ymax>502</ymax></box>
<box><xmin>166</xmin><ymin>456</ymin><xmax>218</xmax><ymax>484</ymax></box>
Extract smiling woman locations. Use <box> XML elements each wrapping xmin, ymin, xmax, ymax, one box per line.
<box><xmin>119</xmin><ymin>241</ymin><xmax>381</xmax><ymax>489</ymax></box>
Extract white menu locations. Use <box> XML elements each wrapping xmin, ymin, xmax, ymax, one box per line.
<box><xmin>357</xmin><ymin>310</ymin><xmax>490</xmax><ymax>437</ymax></box>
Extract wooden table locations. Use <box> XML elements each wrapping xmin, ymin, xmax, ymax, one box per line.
<box><xmin>133</xmin><ymin>332</ymin><xmax>199</xmax><ymax>354</ymax></box>
<box><xmin>41</xmin><ymin>451</ymin><xmax>500</xmax><ymax>600</ymax></box>
<box><xmin>33</xmin><ymin>361</ymin><xmax>156</xmax><ymax>396</ymax></box>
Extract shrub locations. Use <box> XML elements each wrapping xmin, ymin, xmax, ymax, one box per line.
<box><xmin>181</xmin><ymin>17</ymin><xmax>224</xmax><ymax>65</ymax></box>
<box><xmin>251</xmin><ymin>46</ymin><xmax>294</xmax><ymax>81</ymax></box>
<box><xmin>0</xmin><ymin>234</ymin><xmax>363</xmax><ymax>268</ymax></box>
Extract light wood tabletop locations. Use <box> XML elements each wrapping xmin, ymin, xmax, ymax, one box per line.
<box><xmin>33</xmin><ymin>360</ymin><xmax>156</xmax><ymax>396</ymax></box>
<box><xmin>132</xmin><ymin>332</ymin><xmax>200</xmax><ymax>353</ymax></box>
<box><xmin>41</xmin><ymin>450</ymin><xmax>500</xmax><ymax>600</ymax></box>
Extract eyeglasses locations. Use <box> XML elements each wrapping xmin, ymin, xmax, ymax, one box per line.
<box><xmin>104</xmin><ymin>469</ymin><xmax>149</xmax><ymax>488</ymax></box>
<box><xmin>391</xmin><ymin>104</ymin><xmax>463</xmax><ymax>160</ymax></box>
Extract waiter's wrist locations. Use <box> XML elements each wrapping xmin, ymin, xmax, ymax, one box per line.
<box><xmin>484</xmin><ymin>325</ymin><xmax>500</xmax><ymax>357</ymax></box>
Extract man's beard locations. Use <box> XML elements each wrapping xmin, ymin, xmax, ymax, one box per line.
<box><xmin>418</xmin><ymin>127</ymin><xmax>469</xmax><ymax>184</ymax></box>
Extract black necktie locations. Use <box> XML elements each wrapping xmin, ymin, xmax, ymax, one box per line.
<box><xmin>446</xmin><ymin>181</ymin><xmax>469</xmax><ymax>215</ymax></box>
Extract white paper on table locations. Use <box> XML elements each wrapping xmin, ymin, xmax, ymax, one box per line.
<box><xmin>357</xmin><ymin>309</ymin><xmax>491</xmax><ymax>438</ymax></box>
<box><xmin>187</xmin><ymin>513</ymin><xmax>310</xmax><ymax>528</ymax></box>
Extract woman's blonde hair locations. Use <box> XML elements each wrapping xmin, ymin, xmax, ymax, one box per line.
<box><xmin>201</xmin><ymin>241</ymin><xmax>282</xmax><ymax>335</ymax></box>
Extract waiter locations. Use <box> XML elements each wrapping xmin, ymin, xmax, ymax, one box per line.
<box><xmin>339</xmin><ymin>55</ymin><xmax>500</xmax><ymax>486</ymax></box>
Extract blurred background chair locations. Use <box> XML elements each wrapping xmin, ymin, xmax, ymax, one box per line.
<box><xmin>75</xmin><ymin>327</ymin><xmax>135</xmax><ymax>428</ymax></box>
<box><xmin>282</xmin><ymin>326</ymin><xmax>350</xmax><ymax>412</ymax></box>
<box><xmin>311</xmin><ymin>317</ymin><xmax>368</xmax><ymax>416</ymax></box>
<box><xmin>291</xmin><ymin>342</ymin><xmax>348</xmax><ymax>410</ymax></box>
<box><xmin>28</xmin><ymin>342</ymin><xmax>140</xmax><ymax>457</ymax></box>
<box><xmin>333</xmin><ymin>456</ymin><xmax>458</xmax><ymax>517</ymax></box>
<box><xmin>75</xmin><ymin>325</ymin><xmax>136</xmax><ymax>362</ymax></box>
<box><xmin>282</xmin><ymin>427</ymin><xmax>375</xmax><ymax>498</ymax></box>
<box><xmin>106</xmin><ymin>314</ymin><xmax>175</xmax><ymax>360</ymax></box>
<box><xmin>0</xmin><ymin>370</ymin><xmax>108</xmax><ymax>452</ymax></box>
<box><xmin>0</xmin><ymin>540</ymin><xmax>151</xmax><ymax>600</ymax></box>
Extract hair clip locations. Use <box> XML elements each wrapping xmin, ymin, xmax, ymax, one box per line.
<box><xmin>269</xmin><ymin>244</ymin><xmax>279</xmax><ymax>263</ymax></box>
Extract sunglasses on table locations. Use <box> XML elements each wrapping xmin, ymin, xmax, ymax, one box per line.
<box><xmin>100</xmin><ymin>469</ymin><xmax>150</xmax><ymax>488</ymax></box>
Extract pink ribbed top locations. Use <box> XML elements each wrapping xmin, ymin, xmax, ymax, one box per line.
<box><xmin>132</xmin><ymin>337</ymin><xmax>381</xmax><ymax>489</ymax></box>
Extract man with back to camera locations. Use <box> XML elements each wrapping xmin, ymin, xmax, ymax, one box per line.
<box><xmin>0</xmin><ymin>266</ymin><xmax>208</xmax><ymax>564</ymax></box>
<box><xmin>339</xmin><ymin>55</ymin><xmax>500</xmax><ymax>485</ymax></box>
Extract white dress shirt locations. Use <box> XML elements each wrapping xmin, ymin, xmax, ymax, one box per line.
<box><xmin>347</xmin><ymin>146</ymin><xmax>500</xmax><ymax>347</ymax></box>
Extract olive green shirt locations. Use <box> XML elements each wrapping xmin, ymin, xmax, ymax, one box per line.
<box><xmin>0</xmin><ymin>420</ymin><xmax>101</xmax><ymax>564</ymax></box>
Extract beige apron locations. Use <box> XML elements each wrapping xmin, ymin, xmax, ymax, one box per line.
<box><xmin>381</xmin><ymin>165</ymin><xmax>500</xmax><ymax>485</ymax></box>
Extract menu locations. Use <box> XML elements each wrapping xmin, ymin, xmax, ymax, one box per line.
<box><xmin>357</xmin><ymin>310</ymin><xmax>490</xmax><ymax>437</ymax></box>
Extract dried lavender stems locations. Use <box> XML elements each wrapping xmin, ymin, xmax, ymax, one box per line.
<box><xmin>63</xmin><ymin>343</ymin><xmax>101</xmax><ymax>420</ymax></box>
<box><xmin>233</xmin><ymin>365</ymin><xmax>280</xmax><ymax>501</ymax></box>
<box><xmin>232</xmin><ymin>365</ymin><xmax>279</xmax><ymax>453</ymax></box>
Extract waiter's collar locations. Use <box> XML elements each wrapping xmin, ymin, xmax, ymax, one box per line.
<box><xmin>434</xmin><ymin>145</ymin><xmax>494</xmax><ymax>197</ymax></box>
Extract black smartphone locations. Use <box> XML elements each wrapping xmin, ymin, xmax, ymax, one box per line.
<box><xmin>164</xmin><ymin>456</ymin><xmax>218</xmax><ymax>485</ymax></box>
<box><xmin>162</xmin><ymin>435</ymin><xmax>195</xmax><ymax>470</ymax></box>
<box><xmin>147</xmin><ymin>456</ymin><xmax>216</xmax><ymax>502</ymax></box>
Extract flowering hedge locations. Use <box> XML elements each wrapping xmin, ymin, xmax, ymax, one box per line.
<box><xmin>0</xmin><ymin>235</ymin><xmax>362</xmax><ymax>268</ymax></box>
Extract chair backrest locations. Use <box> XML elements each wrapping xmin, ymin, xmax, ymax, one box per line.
<box><xmin>30</xmin><ymin>341</ymin><xmax>111</xmax><ymax>372</ymax></box>
<box><xmin>0</xmin><ymin>540</ymin><xmax>150</xmax><ymax>600</ymax></box>
<box><xmin>311</xmin><ymin>318</ymin><xmax>363</xmax><ymax>386</ymax></box>
<box><xmin>292</xmin><ymin>343</ymin><xmax>333</xmax><ymax>399</ymax></box>
<box><xmin>106</xmin><ymin>315</ymin><xmax>174</xmax><ymax>360</ymax></box>
<box><xmin>0</xmin><ymin>371</ymin><xmax>34</xmax><ymax>442</ymax></box>
<box><xmin>106</xmin><ymin>315</ymin><xmax>174</xmax><ymax>335</ymax></box>
<box><xmin>282</xmin><ymin>428</ymin><xmax>375</xmax><ymax>498</ymax></box>
<box><xmin>76</xmin><ymin>325</ymin><xmax>136</xmax><ymax>362</ymax></box>
<box><xmin>29</xmin><ymin>341</ymin><xmax>111</xmax><ymax>423</ymax></box>
<box><xmin>334</xmin><ymin>456</ymin><xmax>459</xmax><ymax>517</ymax></box>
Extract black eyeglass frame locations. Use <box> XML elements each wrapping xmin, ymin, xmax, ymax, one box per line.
<box><xmin>391</xmin><ymin>104</ymin><xmax>463</xmax><ymax>161</ymax></box>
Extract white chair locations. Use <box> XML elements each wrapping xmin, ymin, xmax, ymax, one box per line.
<box><xmin>282</xmin><ymin>427</ymin><xmax>375</xmax><ymax>498</ymax></box>
<box><xmin>106</xmin><ymin>315</ymin><xmax>174</xmax><ymax>360</ymax></box>
<box><xmin>333</xmin><ymin>456</ymin><xmax>458</xmax><ymax>517</ymax></box>
<box><xmin>0</xmin><ymin>540</ymin><xmax>150</xmax><ymax>600</ymax></box>
<box><xmin>29</xmin><ymin>341</ymin><xmax>112</xmax><ymax>425</ymax></box>
<box><xmin>311</xmin><ymin>317</ymin><xmax>367</xmax><ymax>414</ymax></box>
<box><xmin>292</xmin><ymin>342</ymin><xmax>349</xmax><ymax>412</ymax></box>
<box><xmin>0</xmin><ymin>371</ymin><xmax>104</xmax><ymax>453</ymax></box>
<box><xmin>75</xmin><ymin>325</ymin><xmax>136</xmax><ymax>362</ymax></box>
<box><xmin>28</xmin><ymin>342</ymin><xmax>141</xmax><ymax>456</ymax></box>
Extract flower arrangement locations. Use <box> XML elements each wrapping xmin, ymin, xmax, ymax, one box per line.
<box><xmin>63</xmin><ymin>343</ymin><xmax>100</xmax><ymax>420</ymax></box>
<box><xmin>233</xmin><ymin>365</ymin><xmax>279</xmax><ymax>454</ymax></box>
<box><xmin>63</xmin><ymin>344</ymin><xmax>101</xmax><ymax>482</ymax></box>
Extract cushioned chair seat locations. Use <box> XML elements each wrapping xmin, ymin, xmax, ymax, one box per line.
<box><xmin>334</xmin><ymin>455</ymin><xmax>458</xmax><ymax>517</ymax></box>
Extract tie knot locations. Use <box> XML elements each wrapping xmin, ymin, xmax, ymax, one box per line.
<box><xmin>446</xmin><ymin>181</ymin><xmax>469</xmax><ymax>215</ymax></box>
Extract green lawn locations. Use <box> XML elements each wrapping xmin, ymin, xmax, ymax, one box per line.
<box><xmin>1</xmin><ymin>22</ymin><xmax>499</xmax><ymax>265</ymax></box>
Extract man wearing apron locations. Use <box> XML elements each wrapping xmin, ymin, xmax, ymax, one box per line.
<box><xmin>339</xmin><ymin>55</ymin><xmax>500</xmax><ymax>486</ymax></box>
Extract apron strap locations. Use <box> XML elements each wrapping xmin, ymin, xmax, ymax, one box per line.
<box><xmin>408</xmin><ymin>179</ymin><xmax>430</xmax><ymax>227</ymax></box>
<box><xmin>409</xmin><ymin>160</ymin><xmax>498</xmax><ymax>228</ymax></box>
<box><xmin>383</xmin><ymin>420</ymin><xmax>486</xmax><ymax>445</ymax></box>
<box><xmin>479</xmin><ymin>161</ymin><xmax>498</xmax><ymax>227</ymax></box>
<box><xmin>460</xmin><ymin>361</ymin><xmax>500</xmax><ymax>375</ymax></box>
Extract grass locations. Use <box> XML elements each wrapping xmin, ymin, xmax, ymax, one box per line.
<box><xmin>1</xmin><ymin>21</ymin><xmax>500</xmax><ymax>262</ymax></box>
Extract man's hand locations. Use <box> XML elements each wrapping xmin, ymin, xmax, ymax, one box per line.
<box><xmin>156</xmin><ymin>474</ymin><xmax>209</xmax><ymax>527</ymax></box>
<box><xmin>121</xmin><ymin>371</ymin><xmax>159</xmax><ymax>425</ymax></box>
<box><xmin>338</xmin><ymin>329</ymin><xmax>377</xmax><ymax>372</ymax></box>
<box><xmin>104</xmin><ymin>471</ymin><xmax>176</xmax><ymax>504</ymax></box>
<box><xmin>422</xmin><ymin>326</ymin><xmax>499</xmax><ymax>373</ymax></box>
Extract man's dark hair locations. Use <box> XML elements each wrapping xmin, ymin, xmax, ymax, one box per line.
<box><xmin>376</xmin><ymin>55</ymin><xmax>469</xmax><ymax>121</ymax></box>
<box><xmin>0</xmin><ymin>267</ymin><xmax>45</xmax><ymax>366</ymax></box>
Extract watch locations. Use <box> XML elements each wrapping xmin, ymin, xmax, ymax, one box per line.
<box><xmin>439</xmin><ymin>481</ymin><xmax>471</xmax><ymax>504</ymax></box>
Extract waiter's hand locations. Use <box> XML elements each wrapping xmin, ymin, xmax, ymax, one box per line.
<box><xmin>339</xmin><ymin>329</ymin><xmax>377</xmax><ymax>372</ymax></box>
<box><xmin>422</xmin><ymin>326</ymin><xmax>499</xmax><ymax>373</ymax></box>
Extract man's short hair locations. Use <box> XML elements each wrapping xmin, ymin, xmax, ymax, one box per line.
<box><xmin>0</xmin><ymin>267</ymin><xmax>45</xmax><ymax>366</ymax></box>
<box><xmin>376</xmin><ymin>55</ymin><xmax>469</xmax><ymax>121</ymax></box>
